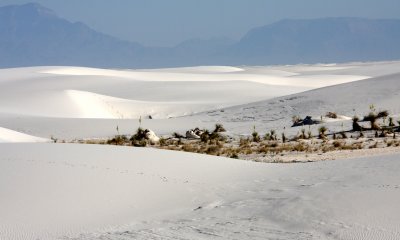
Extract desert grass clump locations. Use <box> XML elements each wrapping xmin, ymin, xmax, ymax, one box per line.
<box><xmin>206</xmin><ymin>145</ymin><xmax>222</xmax><ymax>155</ymax></box>
<box><xmin>363</xmin><ymin>109</ymin><xmax>388</xmax><ymax>130</ymax></box>
<box><xmin>182</xmin><ymin>143</ymin><xmax>199</xmax><ymax>153</ymax></box>
<box><xmin>158</xmin><ymin>137</ymin><xmax>167</xmax><ymax>147</ymax></box>
<box><xmin>199</xmin><ymin>130</ymin><xmax>210</xmax><ymax>143</ymax></box>
<box><xmin>326</xmin><ymin>112</ymin><xmax>338</xmax><ymax>119</ymax></box>
<box><xmin>377</xmin><ymin>110</ymin><xmax>389</xmax><ymax>119</ymax></box>
<box><xmin>364</xmin><ymin>112</ymin><xmax>380</xmax><ymax>130</ymax></box>
<box><xmin>270</xmin><ymin>130</ymin><xmax>277</xmax><ymax>141</ymax></box>
<box><xmin>132</xmin><ymin>139</ymin><xmax>147</xmax><ymax>147</ymax></box>
<box><xmin>263</xmin><ymin>130</ymin><xmax>277</xmax><ymax>141</ymax></box>
<box><xmin>108</xmin><ymin>135</ymin><xmax>128</xmax><ymax>145</ymax></box>
<box><xmin>251</xmin><ymin>126</ymin><xmax>261</xmax><ymax>142</ymax></box>
<box><xmin>293</xmin><ymin>142</ymin><xmax>307</xmax><ymax>152</ymax></box>
<box><xmin>332</xmin><ymin>140</ymin><xmax>342</xmax><ymax>148</ymax></box>
<box><xmin>130</xmin><ymin>128</ymin><xmax>149</xmax><ymax>147</ymax></box>
<box><xmin>307</xmin><ymin>129</ymin><xmax>313</xmax><ymax>139</ymax></box>
<box><xmin>282</xmin><ymin>132</ymin><xmax>286</xmax><ymax>143</ymax></box>
<box><xmin>239</xmin><ymin>137</ymin><xmax>251</xmax><ymax>148</ymax></box>
<box><xmin>213</xmin><ymin>124</ymin><xmax>226</xmax><ymax>133</ymax></box>
<box><xmin>352</xmin><ymin>116</ymin><xmax>363</xmax><ymax>131</ymax></box>
<box><xmin>300</xmin><ymin>128</ymin><xmax>307</xmax><ymax>139</ymax></box>
<box><xmin>230</xmin><ymin>152</ymin><xmax>239</xmax><ymax>159</ymax></box>
<box><xmin>263</xmin><ymin>132</ymin><xmax>271</xmax><ymax>141</ymax></box>
<box><xmin>318</xmin><ymin>126</ymin><xmax>328</xmax><ymax>139</ymax></box>
<box><xmin>131</xmin><ymin>128</ymin><xmax>146</xmax><ymax>141</ymax></box>
<box><xmin>172</xmin><ymin>132</ymin><xmax>184</xmax><ymax>139</ymax></box>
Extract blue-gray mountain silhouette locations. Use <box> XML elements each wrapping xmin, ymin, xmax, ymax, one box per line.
<box><xmin>0</xmin><ymin>3</ymin><xmax>399</xmax><ymax>68</ymax></box>
<box><xmin>0</xmin><ymin>3</ymin><xmax>143</xmax><ymax>68</ymax></box>
<box><xmin>231</xmin><ymin>18</ymin><xmax>400</xmax><ymax>65</ymax></box>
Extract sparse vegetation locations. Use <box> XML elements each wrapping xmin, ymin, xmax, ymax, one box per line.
<box><xmin>213</xmin><ymin>124</ymin><xmax>226</xmax><ymax>133</ymax></box>
<box><xmin>74</xmin><ymin>105</ymin><xmax>400</xmax><ymax>163</ymax></box>
<box><xmin>252</xmin><ymin>126</ymin><xmax>261</xmax><ymax>142</ymax></box>
<box><xmin>326</xmin><ymin>112</ymin><xmax>338</xmax><ymax>119</ymax></box>
<box><xmin>318</xmin><ymin>126</ymin><xmax>328</xmax><ymax>139</ymax></box>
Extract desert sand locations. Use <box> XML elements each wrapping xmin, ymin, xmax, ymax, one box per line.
<box><xmin>1</xmin><ymin>61</ymin><xmax>400</xmax><ymax>239</ymax></box>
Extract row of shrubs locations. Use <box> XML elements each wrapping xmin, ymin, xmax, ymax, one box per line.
<box><xmin>97</xmin><ymin>106</ymin><xmax>400</xmax><ymax>160</ymax></box>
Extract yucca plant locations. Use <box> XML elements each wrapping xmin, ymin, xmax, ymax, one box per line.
<box><xmin>318</xmin><ymin>126</ymin><xmax>328</xmax><ymax>139</ymax></box>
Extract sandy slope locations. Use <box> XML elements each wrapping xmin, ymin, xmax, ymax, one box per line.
<box><xmin>0</xmin><ymin>64</ymin><xmax>367</xmax><ymax>120</ymax></box>
<box><xmin>193</xmin><ymin>63</ymin><xmax>400</xmax><ymax>136</ymax></box>
<box><xmin>0</xmin><ymin>62</ymin><xmax>389</xmax><ymax>140</ymax></box>
<box><xmin>1</xmin><ymin>61</ymin><xmax>400</xmax><ymax>240</ymax></box>
<box><xmin>0</xmin><ymin>127</ymin><xmax>49</xmax><ymax>143</ymax></box>
<box><xmin>0</xmin><ymin>143</ymin><xmax>399</xmax><ymax>240</ymax></box>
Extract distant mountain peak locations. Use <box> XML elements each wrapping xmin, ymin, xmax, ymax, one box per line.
<box><xmin>0</xmin><ymin>2</ymin><xmax>399</xmax><ymax>68</ymax></box>
<box><xmin>0</xmin><ymin>2</ymin><xmax>57</xmax><ymax>19</ymax></box>
<box><xmin>22</xmin><ymin>2</ymin><xmax>57</xmax><ymax>16</ymax></box>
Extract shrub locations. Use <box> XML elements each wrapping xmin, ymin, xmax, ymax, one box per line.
<box><xmin>159</xmin><ymin>137</ymin><xmax>167</xmax><ymax>146</ymax></box>
<box><xmin>108</xmin><ymin>135</ymin><xmax>128</xmax><ymax>145</ymax></box>
<box><xmin>307</xmin><ymin>129</ymin><xmax>313</xmax><ymax>139</ymax></box>
<box><xmin>318</xmin><ymin>126</ymin><xmax>328</xmax><ymax>139</ymax></box>
<box><xmin>206</xmin><ymin>145</ymin><xmax>221</xmax><ymax>155</ymax></box>
<box><xmin>200</xmin><ymin>130</ymin><xmax>210</xmax><ymax>143</ymax></box>
<box><xmin>239</xmin><ymin>137</ymin><xmax>251</xmax><ymax>147</ymax></box>
<box><xmin>326</xmin><ymin>112</ymin><xmax>338</xmax><ymax>119</ymax></box>
<box><xmin>377</xmin><ymin>110</ymin><xmax>389</xmax><ymax>119</ymax></box>
<box><xmin>270</xmin><ymin>130</ymin><xmax>277</xmax><ymax>140</ymax></box>
<box><xmin>172</xmin><ymin>132</ymin><xmax>184</xmax><ymax>139</ymax></box>
<box><xmin>182</xmin><ymin>143</ymin><xmax>198</xmax><ymax>152</ymax></box>
<box><xmin>333</xmin><ymin>140</ymin><xmax>342</xmax><ymax>148</ymax></box>
<box><xmin>293</xmin><ymin>142</ymin><xmax>306</xmax><ymax>152</ymax></box>
<box><xmin>213</xmin><ymin>124</ymin><xmax>226</xmax><ymax>133</ymax></box>
<box><xmin>264</xmin><ymin>133</ymin><xmax>271</xmax><ymax>141</ymax></box>
<box><xmin>300</xmin><ymin>128</ymin><xmax>306</xmax><ymax>139</ymax></box>
<box><xmin>132</xmin><ymin>139</ymin><xmax>147</xmax><ymax>147</ymax></box>
<box><xmin>209</xmin><ymin>131</ymin><xmax>222</xmax><ymax>141</ymax></box>
<box><xmin>130</xmin><ymin>128</ymin><xmax>146</xmax><ymax>141</ymax></box>
<box><xmin>352</xmin><ymin>117</ymin><xmax>362</xmax><ymax>131</ymax></box>
<box><xmin>252</xmin><ymin>131</ymin><xmax>260</xmax><ymax>142</ymax></box>
<box><xmin>364</xmin><ymin>110</ymin><xmax>388</xmax><ymax>130</ymax></box>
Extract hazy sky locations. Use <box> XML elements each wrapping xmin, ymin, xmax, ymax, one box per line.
<box><xmin>1</xmin><ymin>0</ymin><xmax>399</xmax><ymax>46</ymax></box>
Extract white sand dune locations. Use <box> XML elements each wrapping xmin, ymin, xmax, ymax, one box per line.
<box><xmin>42</xmin><ymin>66</ymin><xmax>368</xmax><ymax>87</ymax></box>
<box><xmin>0</xmin><ymin>61</ymin><xmax>396</xmax><ymax>139</ymax></box>
<box><xmin>0</xmin><ymin>64</ymin><xmax>369</xmax><ymax>120</ymax></box>
<box><xmin>0</xmin><ymin>143</ymin><xmax>399</xmax><ymax>239</ymax></box>
<box><xmin>65</xmin><ymin>89</ymin><xmax>225</xmax><ymax>119</ymax></box>
<box><xmin>0</xmin><ymin>127</ymin><xmax>50</xmax><ymax>143</ymax></box>
<box><xmin>194</xmin><ymin>65</ymin><xmax>400</xmax><ymax>136</ymax></box>
<box><xmin>0</xmin><ymin>66</ymin><xmax>309</xmax><ymax>119</ymax></box>
<box><xmin>1</xmin><ymin>61</ymin><xmax>400</xmax><ymax>240</ymax></box>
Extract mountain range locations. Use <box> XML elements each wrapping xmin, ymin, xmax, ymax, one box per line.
<box><xmin>1</xmin><ymin>2</ymin><xmax>400</xmax><ymax>68</ymax></box>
